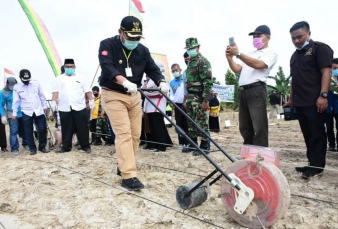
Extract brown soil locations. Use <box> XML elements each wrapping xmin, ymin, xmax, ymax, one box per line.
<box><xmin>0</xmin><ymin>112</ymin><xmax>337</xmax><ymax>229</ymax></box>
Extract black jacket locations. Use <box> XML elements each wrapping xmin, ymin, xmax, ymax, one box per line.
<box><xmin>269</xmin><ymin>93</ymin><xmax>279</xmax><ymax>105</ymax></box>
<box><xmin>98</xmin><ymin>35</ymin><xmax>163</xmax><ymax>93</ymax></box>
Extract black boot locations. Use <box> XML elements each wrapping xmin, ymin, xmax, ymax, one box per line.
<box><xmin>182</xmin><ymin>137</ymin><xmax>197</xmax><ymax>153</ymax></box>
<box><xmin>193</xmin><ymin>140</ymin><xmax>209</xmax><ymax>156</ymax></box>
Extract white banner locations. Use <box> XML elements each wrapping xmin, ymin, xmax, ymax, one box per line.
<box><xmin>212</xmin><ymin>84</ymin><xmax>235</xmax><ymax>102</ymax></box>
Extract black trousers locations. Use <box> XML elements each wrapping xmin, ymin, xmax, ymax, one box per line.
<box><xmin>325</xmin><ymin>111</ymin><xmax>338</xmax><ymax>148</ymax></box>
<box><xmin>147</xmin><ymin>112</ymin><xmax>173</xmax><ymax>151</ymax></box>
<box><xmin>297</xmin><ymin>105</ymin><xmax>327</xmax><ymax>168</ymax></box>
<box><xmin>0</xmin><ymin>121</ymin><xmax>7</xmax><ymax>149</ymax></box>
<box><xmin>174</xmin><ymin>103</ymin><xmax>188</xmax><ymax>145</ymax></box>
<box><xmin>239</xmin><ymin>84</ymin><xmax>268</xmax><ymax>147</ymax></box>
<box><xmin>22</xmin><ymin>112</ymin><xmax>47</xmax><ymax>152</ymax></box>
<box><xmin>59</xmin><ymin>108</ymin><xmax>90</xmax><ymax>151</ymax></box>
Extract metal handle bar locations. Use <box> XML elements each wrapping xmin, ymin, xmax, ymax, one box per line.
<box><xmin>138</xmin><ymin>88</ymin><xmax>240</xmax><ymax>191</ymax></box>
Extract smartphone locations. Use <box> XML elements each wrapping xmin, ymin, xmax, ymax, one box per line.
<box><xmin>229</xmin><ymin>37</ymin><xmax>235</xmax><ymax>46</ymax></box>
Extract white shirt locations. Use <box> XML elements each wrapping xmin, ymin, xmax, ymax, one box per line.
<box><xmin>239</xmin><ymin>47</ymin><xmax>278</xmax><ymax>86</ymax></box>
<box><xmin>169</xmin><ymin>80</ymin><xmax>185</xmax><ymax>103</ymax></box>
<box><xmin>143</xmin><ymin>79</ymin><xmax>167</xmax><ymax>113</ymax></box>
<box><xmin>12</xmin><ymin>80</ymin><xmax>47</xmax><ymax>117</ymax></box>
<box><xmin>52</xmin><ymin>73</ymin><xmax>90</xmax><ymax>112</ymax></box>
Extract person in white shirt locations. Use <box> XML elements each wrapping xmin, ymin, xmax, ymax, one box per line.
<box><xmin>226</xmin><ymin>25</ymin><xmax>278</xmax><ymax>147</ymax></box>
<box><xmin>143</xmin><ymin>76</ymin><xmax>173</xmax><ymax>152</ymax></box>
<box><xmin>51</xmin><ymin>59</ymin><xmax>94</xmax><ymax>153</ymax></box>
<box><xmin>12</xmin><ymin>69</ymin><xmax>49</xmax><ymax>155</ymax></box>
<box><xmin>169</xmin><ymin>63</ymin><xmax>188</xmax><ymax>149</ymax></box>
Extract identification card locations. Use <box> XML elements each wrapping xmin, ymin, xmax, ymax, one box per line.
<box><xmin>125</xmin><ymin>68</ymin><xmax>133</xmax><ymax>77</ymax></box>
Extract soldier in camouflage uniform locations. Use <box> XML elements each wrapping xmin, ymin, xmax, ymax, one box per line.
<box><xmin>182</xmin><ymin>37</ymin><xmax>214</xmax><ymax>156</ymax></box>
<box><xmin>95</xmin><ymin>99</ymin><xmax>112</xmax><ymax>145</ymax></box>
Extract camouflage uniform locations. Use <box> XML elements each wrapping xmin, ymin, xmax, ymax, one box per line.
<box><xmin>183</xmin><ymin>38</ymin><xmax>213</xmax><ymax>154</ymax></box>
<box><xmin>95</xmin><ymin>100</ymin><xmax>111</xmax><ymax>143</ymax></box>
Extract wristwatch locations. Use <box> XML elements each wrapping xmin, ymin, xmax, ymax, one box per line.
<box><xmin>320</xmin><ymin>92</ymin><xmax>328</xmax><ymax>98</ymax></box>
<box><xmin>236</xmin><ymin>52</ymin><xmax>242</xmax><ymax>59</ymax></box>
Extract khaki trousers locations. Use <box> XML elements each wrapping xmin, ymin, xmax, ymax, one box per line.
<box><xmin>101</xmin><ymin>90</ymin><xmax>142</xmax><ymax>179</ymax></box>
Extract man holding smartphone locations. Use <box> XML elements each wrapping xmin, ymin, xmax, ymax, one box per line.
<box><xmin>226</xmin><ymin>25</ymin><xmax>278</xmax><ymax>147</ymax></box>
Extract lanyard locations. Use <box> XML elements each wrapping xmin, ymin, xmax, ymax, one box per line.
<box><xmin>122</xmin><ymin>49</ymin><xmax>132</xmax><ymax>67</ymax></box>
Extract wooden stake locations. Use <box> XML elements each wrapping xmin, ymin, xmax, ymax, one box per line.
<box><xmin>90</xmin><ymin>64</ymin><xmax>100</xmax><ymax>88</ymax></box>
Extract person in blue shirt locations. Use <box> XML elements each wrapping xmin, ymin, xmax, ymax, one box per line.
<box><xmin>326</xmin><ymin>58</ymin><xmax>338</xmax><ymax>151</ymax></box>
<box><xmin>0</xmin><ymin>77</ymin><xmax>29</xmax><ymax>155</ymax></box>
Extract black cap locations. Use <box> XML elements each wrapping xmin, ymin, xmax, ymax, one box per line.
<box><xmin>64</xmin><ymin>59</ymin><xmax>75</xmax><ymax>65</ymax></box>
<box><xmin>120</xmin><ymin>16</ymin><xmax>144</xmax><ymax>38</ymax></box>
<box><xmin>92</xmin><ymin>86</ymin><xmax>100</xmax><ymax>92</ymax></box>
<box><xmin>248</xmin><ymin>25</ymin><xmax>271</xmax><ymax>35</ymax></box>
<box><xmin>6</xmin><ymin>77</ymin><xmax>17</xmax><ymax>90</ymax></box>
<box><xmin>19</xmin><ymin>69</ymin><xmax>31</xmax><ymax>82</ymax></box>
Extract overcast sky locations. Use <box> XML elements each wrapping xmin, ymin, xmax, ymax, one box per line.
<box><xmin>1</xmin><ymin>0</ymin><xmax>337</xmax><ymax>99</ymax></box>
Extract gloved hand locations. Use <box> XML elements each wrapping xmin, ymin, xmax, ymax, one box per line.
<box><xmin>50</xmin><ymin>101</ymin><xmax>57</xmax><ymax>112</ymax></box>
<box><xmin>1</xmin><ymin>116</ymin><xmax>6</xmax><ymax>125</ymax></box>
<box><xmin>159</xmin><ymin>82</ymin><xmax>169</xmax><ymax>94</ymax></box>
<box><xmin>89</xmin><ymin>100</ymin><xmax>95</xmax><ymax>110</ymax></box>
<box><xmin>122</xmin><ymin>80</ymin><xmax>137</xmax><ymax>96</ymax></box>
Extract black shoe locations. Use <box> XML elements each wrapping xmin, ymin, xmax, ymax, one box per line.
<box><xmin>182</xmin><ymin>144</ymin><xmax>195</xmax><ymax>153</ymax></box>
<box><xmin>39</xmin><ymin>148</ymin><xmax>49</xmax><ymax>153</ymax></box>
<box><xmin>193</xmin><ymin>140</ymin><xmax>209</xmax><ymax>156</ymax></box>
<box><xmin>327</xmin><ymin>147</ymin><xmax>335</xmax><ymax>151</ymax></box>
<box><xmin>55</xmin><ymin>148</ymin><xmax>70</xmax><ymax>153</ymax></box>
<box><xmin>295</xmin><ymin>166</ymin><xmax>309</xmax><ymax>173</ymax></box>
<box><xmin>1</xmin><ymin>148</ymin><xmax>8</xmax><ymax>152</ymax></box>
<box><xmin>117</xmin><ymin>167</ymin><xmax>121</xmax><ymax>176</ymax></box>
<box><xmin>121</xmin><ymin>177</ymin><xmax>144</xmax><ymax>191</ymax></box>
<box><xmin>154</xmin><ymin>149</ymin><xmax>165</xmax><ymax>153</ymax></box>
<box><xmin>73</xmin><ymin>141</ymin><xmax>80</xmax><ymax>147</ymax></box>
<box><xmin>143</xmin><ymin>145</ymin><xmax>153</xmax><ymax>150</ymax></box>
<box><xmin>30</xmin><ymin>151</ymin><xmax>37</xmax><ymax>155</ymax></box>
<box><xmin>302</xmin><ymin>168</ymin><xmax>323</xmax><ymax>180</ymax></box>
<box><xmin>92</xmin><ymin>141</ymin><xmax>102</xmax><ymax>146</ymax></box>
<box><xmin>105</xmin><ymin>141</ymin><xmax>112</xmax><ymax>146</ymax></box>
<box><xmin>80</xmin><ymin>148</ymin><xmax>91</xmax><ymax>154</ymax></box>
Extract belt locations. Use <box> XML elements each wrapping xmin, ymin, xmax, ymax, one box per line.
<box><xmin>239</xmin><ymin>82</ymin><xmax>265</xmax><ymax>90</ymax></box>
<box><xmin>102</xmin><ymin>87</ymin><xmax>132</xmax><ymax>95</ymax></box>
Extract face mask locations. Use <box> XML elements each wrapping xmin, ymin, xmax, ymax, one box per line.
<box><xmin>173</xmin><ymin>72</ymin><xmax>180</xmax><ymax>78</ymax></box>
<box><xmin>93</xmin><ymin>93</ymin><xmax>99</xmax><ymax>97</ymax></box>
<box><xmin>253</xmin><ymin>37</ymin><xmax>266</xmax><ymax>49</ymax></box>
<box><xmin>121</xmin><ymin>33</ymin><xmax>139</xmax><ymax>50</ymax></box>
<box><xmin>295</xmin><ymin>41</ymin><xmax>309</xmax><ymax>50</ymax></box>
<box><xmin>333</xmin><ymin>69</ymin><xmax>338</xmax><ymax>76</ymax></box>
<box><xmin>187</xmin><ymin>48</ymin><xmax>198</xmax><ymax>57</ymax></box>
<box><xmin>65</xmin><ymin>68</ymin><xmax>75</xmax><ymax>75</ymax></box>
<box><xmin>21</xmin><ymin>80</ymin><xmax>29</xmax><ymax>85</ymax></box>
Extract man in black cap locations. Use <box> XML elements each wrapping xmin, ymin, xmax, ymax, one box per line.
<box><xmin>51</xmin><ymin>59</ymin><xmax>94</xmax><ymax>154</ymax></box>
<box><xmin>98</xmin><ymin>16</ymin><xmax>168</xmax><ymax>191</ymax></box>
<box><xmin>226</xmin><ymin>25</ymin><xmax>278</xmax><ymax>147</ymax></box>
<box><xmin>12</xmin><ymin>69</ymin><xmax>49</xmax><ymax>155</ymax></box>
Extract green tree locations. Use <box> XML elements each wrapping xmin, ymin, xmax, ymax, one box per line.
<box><xmin>224</xmin><ymin>69</ymin><xmax>240</xmax><ymax>110</ymax></box>
<box><xmin>212</xmin><ymin>77</ymin><xmax>220</xmax><ymax>85</ymax></box>
<box><xmin>267</xmin><ymin>66</ymin><xmax>291</xmax><ymax>99</ymax></box>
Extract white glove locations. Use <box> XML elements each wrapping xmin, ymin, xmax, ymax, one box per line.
<box><xmin>1</xmin><ymin>116</ymin><xmax>6</xmax><ymax>125</ymax></box>
<box><xmin>122</xmin><ymin>80</ymin><xmax>137</xmax><ymax>96</ymax></box>
<box><xmin>159</xmin><ymin>82</ymin><xmax>169</xmax><ymax>94</ymax></box>
<box><xmin>50</xmin><ymin>101</ymin><xmax>57</xmax><ymax>112</ymax></box>
<box><xmin>89</xmin><ymin>100</ymin><xmax>95</xmax><ymax>110</ymax></box>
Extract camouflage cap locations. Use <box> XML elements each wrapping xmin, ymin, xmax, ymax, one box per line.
<box><xmin>184</xmin><ymin>37</ymin><xmax>200</xmax><ymax>49</ymax></box>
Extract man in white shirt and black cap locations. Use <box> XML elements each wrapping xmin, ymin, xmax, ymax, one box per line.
<box><xmin>226</xmin><ymin>25</ymin><xmax>278</xmax><ymax>147</ymax></box>
<box><xmin>12</xmin><ymin>69</ymin><xmax>49</xmax><ymax>155</ymax></box>
<box><xmin>51</xmin><ymin>59</ymin><xmax>94</xmax><ymax>153</ymax></box>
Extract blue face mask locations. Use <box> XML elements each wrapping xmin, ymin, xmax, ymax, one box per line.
<box><xmin>173</xmin><ymin>72</ymin><xmax>180</xmax><ymax>78</ymax></box>
<box><xmin>187</xmin><ymin>48</ymin><xmax>198</xmax><ymax>57</ymax></box>
<box><xmin>295</xmin><ymin>41</ymin><xmax>309</xmax><ymax>50</ymax></box>
<box><xmin>333</xmin><ymin>69</ymin><xmax>338</xmax><ymax>76</ymax></box>
<box><xmin>65</xmin><ymin>68</ymin><xmax>75</xmax><ymax>75</ymax></box>
<box><xmin>122</xmin><ymin>34</ymin><xmax>139</xmax><ymax>51</ymax></box>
